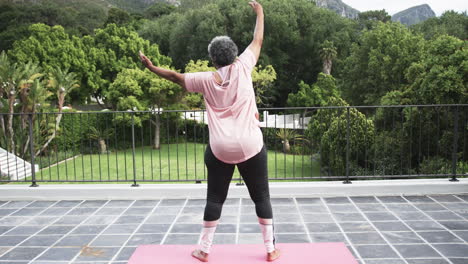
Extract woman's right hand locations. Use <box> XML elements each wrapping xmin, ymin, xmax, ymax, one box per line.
<box><xmin>248</xmin><ymin>1</ymin><xmax>263</xmax><ymax>15</ymax></box>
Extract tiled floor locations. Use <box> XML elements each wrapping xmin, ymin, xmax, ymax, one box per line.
<box><xmin>0</xmin><ymin>194</ymin><xmax>467</xmax><ymax>264</ymax></box>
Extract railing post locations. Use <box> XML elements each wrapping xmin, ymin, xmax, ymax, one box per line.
<box><xmin>29</xmin><ymin>114</ymin><xmax>38</xmax><ymax>187</ymax></box>
<box><xmin>131</xmin><ymin>112</ymin><xmax>139</xmax><ymax>187</ymax></box>
<box><xmin>450</xmin><ymin>106</ymin><xmax>459</xmax><ymax>182</ymax></box>
<box><xmin>344</xmin><ymin>107</ymin><xmax>352</xmax><ymax>184</ymax></box>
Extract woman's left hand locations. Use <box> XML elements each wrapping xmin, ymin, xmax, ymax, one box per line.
<box><xmin>139</xmin><ymin>51</ymin><xmax>153</xmax><ymax>68</ymax></box>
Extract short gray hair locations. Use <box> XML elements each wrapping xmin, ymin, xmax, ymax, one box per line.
<box><xmin>208</xmin><ymin>36</ymin><xmax>238</xmax><ymax>67</ymax></box>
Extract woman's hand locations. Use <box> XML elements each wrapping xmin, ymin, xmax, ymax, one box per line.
<box><xmin>139</xmin><ymin>51</ymin><xmax>153</xmax><ymax>68</ymax></box>
<box><xmin>248</xmin><ymin>1</ymin><xmax>263</xmax><ymax>15</ymax></box>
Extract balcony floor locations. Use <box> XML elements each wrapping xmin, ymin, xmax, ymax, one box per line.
<box><xmin>0</xmin><ymin>194</ymin><xmax>467</xmax><ymax>264</ymax></box>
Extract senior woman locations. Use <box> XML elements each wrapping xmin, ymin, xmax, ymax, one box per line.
<box><xmin>139</xmin><ymin>1</ymin><xmax>280</xmax><ymax>262</ymax></box>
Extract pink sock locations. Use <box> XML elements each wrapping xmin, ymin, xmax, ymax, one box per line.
<box><xmin>199</xmin><ymin>220</ymin><xmax>219</xmax><ymax>254</ymax></box>
<box><xmin>258</xmin><ymin>217</ymin><xmax>275</xmax><ymax>253</ymax></box>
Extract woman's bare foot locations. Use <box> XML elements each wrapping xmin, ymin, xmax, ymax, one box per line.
<box><xmin>267</xmin><ymin>249</ymin><xmax>281</xmax><ymax>262</ymax></box>
<box><xmin>191</xmin><ymin>249</ymin><xmax>209</xmax><ymax>262</ymax></box>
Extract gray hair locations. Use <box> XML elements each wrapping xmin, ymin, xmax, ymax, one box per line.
<box><xmin>208</xmin><ymin>36</ymin><xmax>238</xmax><ymax>67</ymax></box>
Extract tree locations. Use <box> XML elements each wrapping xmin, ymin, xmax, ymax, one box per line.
<box><xmin>340</xmin><ymin>22</ymin><xmax>425</xmax><ymax>105</ymax></box>
<box><xmin>287</xmin><ymin>73</ymin><xmax>339</xmax><ymax>107</ymax></box>
<box><xmin>412</xmin><ymin>11</ymin><xmax>468</xmax><ymax>40</ymax></box>
<box><xmin>144</xmin><ymin>2</ymin><xmax>176</xmax><ymax>19</ymax></box>
<box><xmin>358</xmin><ymin>9</ymin><xmax>391</xmax><ymax>30</ymax></box>
<box><xmin>319</xmin><ymin>40</ymin><xmax>337</xmax><ymax>75</ymax></box>
<box><xmin>36</xmin><ymin>67</ymin><xmax>80</xmax><ymax>156</ymax></box>
<box><xmin>105</xmin><ymin>8</ymin><xmax>132</xmax><ymax>26</ymax></box>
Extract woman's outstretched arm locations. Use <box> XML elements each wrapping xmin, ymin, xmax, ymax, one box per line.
<box><xmin>139</xmin><ymin>51</ymin><xmax>186</xmax><ymax>89</ymax></box>
<box><xmin>247</xmin><ymin>1</ymin><xmax>264</xmax><ymax>61</ymax></box>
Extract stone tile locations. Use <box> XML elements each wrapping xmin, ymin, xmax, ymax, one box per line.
<box><xmin>333</xmin><ymin>212</ymin><xmax>366</xmax><ymax>222</ymax></box>
<box><xmin>363</xmin><ymin>212</ymin><xmax>399</xmax><ymax>221</ymax></box>
<box><xmin>438</xmin><ymin>220</ymin><xmax>468</xmax><ymax>231</ymax></box>
<box><xmin>327</xmin><ymin>204</ymin><xmax>359</xmax><ymax>213</ymax></box>
<box><xmin>406</xmin><ymin>259</ymin><xmax>449</xmax><ymax>264</ymax></box>
<box><xmin>213</xmin><ymin>234</ymin><xmax>236</xmax><ymax>244</ymax></box>
<box><xmin>163</xmin><ymin>234</ymin><xmax>198</xmax><ymax>245</ymax></box>
<box><xmin>224</xmin><ymin>198</ymin><xmax>240</xmax><ymax>206</ymax></box>
<box><xmin>216</xmin><ymin>224</ymin><xmax>236</xmax><ymax>233</ymax></box>
<box><xmin>152</xmin><ymin>207</ymin><xmax>181</xmax><ymax>214</ymax></box>
<box><xmin>275</xmin><ymin>233</ymin><xmax>309</xmax><ymax>243</ymax></box>
<box><xmin>404</xmin><ymin>195</ymin><xmax>435</xmax><ymax>203</ymax></box>
<box><xmin>453</xmin><ymin>231</ymin><xmax>468</xmax><ymax>242</ymax></box>
<box><xmin>10</xmin><ymin>208</ymin><xmax>45</xmax><ymax>217</ymax></box>
<box><xmin>55</xmin><ymin>235</ymin><xmax>95</xmax><ymax>247</ymax></box>
<box><xmin>432</xmin><ymin>243</ymin><xmax>468</xmax><ymax>258</ymax></box>
<box><xmin>26</xmin><ymin>201</ymin><xmax>57</xmax><ymax>208</ymax></box>
<box><xmin>73</xmin><ymin>246</ymin><xmax>121</xmax><ymax>261</ymax></box>
<box><xmin>126</xmin><ymin>234</ymin><xmax>164</xmax><ymax>246</ymax></box>
<box><xmin>0</xmin><ymin>226</ymin><xmax>13</xmax><ymax>235</ymax></box>
<box><xmin>274</xmin><ymin>223</ymin><xmax>306</xmax><ymax>233</ymax></box>
<box><xmin>377</xmin><ymin>196</ymin><xmax>407</xmax><ymax>203</ymax></box>
<box><xmin>339</xmin><ymin>222</ymin><xmax>376</xmax><ymax>232</ymax></box>
<box><xmin>113</xmin><ymin>247</ymin><xmax>137</xmax><ymax>261</ymax></box>
<box><xmin>309</xmin><ymin>232</ymin><xmax>347</xmax><ymax>243</ymax></box>
<box><xmin>123</xmin><ymin>207</ymin><xmax>154</xmax><ymax>216</ymax></box>
<box><xmin>20</xmin><ymin>235</ymin><xmax>63</xmax><ymax>247</ymax></box>
<box><xmin>354</xmin><ymin>244</ymin><xmax>399</xmax><ymax>258</ymax></box>
<box><xmin>39</xmin><ymin>207</ymin><xmax>72</xmax><ymax>216</ymax></box>
<box><xmin>302</xmin><ymin>213</ymin><xmax>334</xmax><ymax>223</ymax></box>
<box><xmin>82</xmin><ymin>215</ymin><xmax>118</xmax><ymax>225</ymax></box>
<box><xmin>54</xmin><ymin>215</ymin><xmax>88</xmax><ymax>225</ymax></box>
<box><xmin>454</xmin><ymin>194</ymin><xmax>468</xmax><ymax>202</ymax></box>
<box><xmin>159</xmin><ymin>199</ymin><xmax>186</xmax><ymax>206</ymax></box>
<box><xmin>0</xmin><ymin>216</ymin><xmax>30</xmax><ymax>226</ymax></box>
<box><xmin>239</xmin><ymin>224</ymin><xmax>260</xmax><ymax>233</ymax></box>
<box><xmin>298</xmin><ymin>205</ymin><xmax>328</xmax><ymax>213</ymax></box>
<box><xmin>241</xmin><ymin>198</ymin><xmax>255</xmax><ymax>206</ymax></box>
<box><xmin>385</xmin><ymin>204</ymin><xmax>418</xmax><ymax>212</ymax></box>
<box><xmin>78</xmin><ymin>200</ymin><xmax>108</xmax><ymax>208</ymax></box>
<box><xmin>35</xmin><ymin>247</ymin><xmax>83</xmax><ymax>261</ymax></box>
<box><xmin>350</xmin><ymin>196</ymin><xmax>379</xmax><ymax>203</ymax></box>
<box><xmin>90</xmin><ymin>234</ymin><xmax>130</xmax><ymax>247</ymax></box>
<box><xmin>67</xmin><ymin>207</ymin><xmax>99</xmax><ymax>216</ymax></box>
<box><xmin>373</xmin><ymin>221</ymin><xmax>411</xmax><ymax>232</ymax></box>
<box><xmin>221</xmin><ymin>206</ymin><xmax>239</xmax><ymax>215</ymax></box>
<box><xmin>175</xmin><ymin>214</ymin><xmax>203</xmax><ymax>224</ymax></box>
<box><xmin>113</xmin><ymin>215</ymin><xmax>146</xmax><ymax>225</ymax></box>
<box><xmin>450</xmin><ymin>258</ymin><xmax>468</xmax><ymax>264</ymax></box>
<box><xmin>324</xmin><ymin>197</ymin><xmax>351</xmax><ymax>204</ymax></box>
<box><xmin>94</xmin><ymin>207</ymin><xmax>127</xmax><ymax>216</ymax></box>
<box><xmin>181</xmin><ymin>206</ymin><xmax>203</xmax><ymax>215</ymax></box>
<box><xmin>272</xmin><ymin>206</ymin><xmax>299</xmax><ymax>214</ymax></box>
<box><xmin>394</xmin><ymin>211</ymin><xmax>431</xmax><ymax>221</ymax></box>
<box><xmin>170</xmin><ymin>224</ymin><xmax>200</xmax><ymax>233</ymax></box>
<box><xmin>413</xmin><ymin>203</ymin><xmax>448</xmax><ymax>211</ymax></box>
<box><xmin>0</xmin><ymin>247</ymin><xmax>47</xmax><ymax>260</ymax></box>
<box><xmin>132</xmin><ymin>200</ymin><xmax>159</xmax><ymax>207</ymax></box>
<box><xmin>238</xmin><ymin>233</ymin><xmax>263</xmax><ymax>244</ymax></box>
<box><xmin>306</xmin><ymin>222</ymin><xmax>341</xmax><ymax>232</ymax></box>
<box><xmin>393</xmin><ymin>244</ymin><xmax>442</xmax><ymax>258</ymax></box>
<box><xmin>136</xmin><ymin>224</ymin><xmax>171</xmax><ymax>234</ymax></box>
<box><xmin>426</xmin><ymin>211</ymin><xmax>464</xmax><ymax>220</ymax></box>
<box><xmin>146</xmin><ymin>214</ymin><xmax>178</xmax><ymax>224</ymax></box>
<box><xmin>355</xmin><ymin>203</ymin><xmax>388</xmax><ymax>212</ymax></box>
<box><xmin>365</xmin><ymin>259</ymin><xmax>406</xmax><ymax>264</ymax></box>
<box><xmin>186</xmin><ymin>199</ymin><xmax>206</xmax><ymax>207</ymax></box>
<box><xmin>406</xmin><ymin>221</ymin><xmax>446</xmax><ymax>231</ymax></box>
<box><xmin>442</xmin><ymin>202</ymin><xmax>468</xmax><ymax>211</ymax></box>
<box><xmin>429</xmin><ymin>195</ymin><xmax>465</xmax><ymax>203</ymax></box>
<box><xmin>295</xmin><ymin>198</ymin><xmax>323</xmax><ymax>205</ymax></box>
<box><xmin>33</xmin><ymin>261</ymin><xmax>69</xmax><ymax>264</ymax></box>
<box><xmin>271</xmin><ymin>198</ymin><xmax>295</xmax><ymax>206</ymax></box>
<box><xmin>53</xmin><ymin>200</ymin><xmax>83</xmax><ymax>207</ymax></box>
<box><xmin>102</xmin><ymin>224</ymin><xmax>140</xmax><ymax>235</ymax></box>
<box><xmin>416</xmin><ymin>231</ymin><xmax>464</xmax><ymax>243</ymax></box>
<box><xmin>36</xmin><ymin>225</ymin><xmax>75</xmax><ymax>235</ymax></box>
<box><xmin>70</xmin><ymin>225</ymin><xmax>107</xmax><ymax>235</ymax></box>
<box><xmin>1</xmin><ymin>201</ymin><xmax>32</xmax><ymax>208</ymax></box>
<box><xmin>0</xmin><ymin>209</ymin><xmax>16</xmax><ymax>216</ymax></box>
<box><xmin>346</xmin><ymin>232</ymin><xmax>387</xmax><ymax>245</ymax></box>
<box><xmin>275</xmin><ymin>213</ymin><xmax>301</xmax><ymax>223</ymax></box>
<box><xmin>3</xmin><ymin>226</ymin><xmax>41</xmax><ymax>236</ymax></box>
<box><xmin>22</xmin><ymin>216</ymin><xmax>59</xmax><ymax>226</ymax></box>
<box><xmin>104</xmin><ymin>200</ymin><xmax>134</xmax><ymax>208</ymax></box>
<box><xmin>381</xmin><ymin>231</ymin><xmax>425</xmax><ymax>244</ymax></box>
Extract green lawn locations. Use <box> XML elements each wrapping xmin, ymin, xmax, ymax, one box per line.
<box><xmin>7</xmin><ymin>143</ymin><xmax>320</xmax><ymax>184</ymax></box>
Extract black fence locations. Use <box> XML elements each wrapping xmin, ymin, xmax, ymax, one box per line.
<box><xmin>0</xmin><ymin>105</ymin><xmax>466</xmax><ymax>186</ymax></box>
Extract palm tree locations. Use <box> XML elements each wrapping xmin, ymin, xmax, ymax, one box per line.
<box><xmin>36</xmin><ymin>67</ymin><xmax>79</xmax><ymax>156</ymax></box>
<box><xmin>275</xmin><ymin>128</ymin><xmax>307</xmax><ymax>153</ymax></box>
<box><xmin>319</xmin><ymin>40</ymin><xmax>337</xmax><ymax>75</ymax></box>
<box><xmin>87</xmin><ymin>126</ymin><xmax>114</xmax><ymax>154</ymax></box>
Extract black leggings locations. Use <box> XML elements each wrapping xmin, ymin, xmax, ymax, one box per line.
<box><xmin>203</xmin><ymin>144</ymin><xmax>273</xmax><ymax>221</ymax></box>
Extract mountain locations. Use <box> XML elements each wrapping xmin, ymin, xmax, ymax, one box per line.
<box><xmin>313</xmin><ymin>0</ymin><xmax>360</xmax><ymax>19</ymax></box>
<box><xmin>392</xmin><ymin>4</ymin><xmax>436</xmax><ymax>26</ymax></box>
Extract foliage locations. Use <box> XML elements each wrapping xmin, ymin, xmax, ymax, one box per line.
<box><xmin>287</xmin><ymin>73</ymin><xmax>339</xmax><ymax>107</ymax></box>
<box><xmin>412</xmin><ymin>11</ymin><xmax>468</xmax><ymax>40</ymax></box>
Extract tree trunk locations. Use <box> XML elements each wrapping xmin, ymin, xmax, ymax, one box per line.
<box><xmin>322</xmin><ymin>59</ymin><xmax>332</xmax><ymax>75</ymax></box>
<box><xmin>283</xmin><ymin>139</ymin><xmax>290</xmax><ymax>153</ymax></box>
<box><xmin>98</xmin><ymin>139</ymin><xmax>107</xmax><ymax>154</ymax></box>
<box><xmin>36</xmin><ymin>92</ymin><xmax>64</xmax><ymax>156</ymax></box>
<box><xmin>7</xmin><ymin>92</ymin><xmax>15</xmax><ymax>154</ymax></box>
<box><xmin>153</xmin><ymin>113</ymin><xmax>160</xmax><ymax>149</ymax></box>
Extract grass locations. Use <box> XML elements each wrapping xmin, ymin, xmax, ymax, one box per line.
<box><xmin>5</xmin><ymin>143</ymin><xmax>320</xmax><ymax>184</ymax></box>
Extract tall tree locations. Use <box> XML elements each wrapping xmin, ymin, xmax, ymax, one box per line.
<box><xmin>319</xmin><ymin>40</ymin><xmax>337</xmax><ymax>75</ymax></box>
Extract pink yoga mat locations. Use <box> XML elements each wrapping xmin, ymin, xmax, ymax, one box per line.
<box><xmin>128</xmin><ymin>243</ymin><xmax>358</xmax><ymax>264</ymax></box>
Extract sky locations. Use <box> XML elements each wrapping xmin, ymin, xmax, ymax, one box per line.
<box><xmin>341</xmin><ymin>0</ymin><xmax>468</xmax><ymax>16</ymax></box>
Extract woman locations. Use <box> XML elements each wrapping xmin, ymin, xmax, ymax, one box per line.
<box><xmin>140</xmin><ymin>1</ymin><xmax>280</xmax><ymax>262</ymax></box>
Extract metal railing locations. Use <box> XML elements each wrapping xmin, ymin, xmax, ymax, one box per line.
<box><xmin>0</xmin><ymin>105</ymin><xmax>466</xmax><ymax>186</ymax></box>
